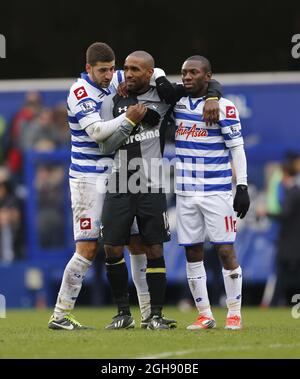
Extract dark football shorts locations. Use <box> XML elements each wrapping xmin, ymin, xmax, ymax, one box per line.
<box><xmin>101</xmin><ymin>191</ymin><xmax>171</xmax><ymax>245</ymax></box>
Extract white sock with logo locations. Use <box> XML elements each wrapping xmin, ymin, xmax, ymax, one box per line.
<box><xmin>53</xmin><ymin>252</ymin><xmax>92</xmax><ymax>319</ymax></box>
<box><xmin>222</xmin><ymin>266</ymin><xmax>242</xmax><ymax>317</ymax></box>
<box><xmin>186</xmin><ymin>261</ymin><xmax>213</xmax><ymax>318</ymax></box>
<box><xmin>130</xmin><ymin>254</ymin><xmax>151</xmax><ymax>320</ymax></box>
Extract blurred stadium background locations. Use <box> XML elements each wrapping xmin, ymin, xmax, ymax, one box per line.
<box><xmin>0</xmin><ymin>0</ymin><xmax>300</xmax><ymax>312</ymax></box>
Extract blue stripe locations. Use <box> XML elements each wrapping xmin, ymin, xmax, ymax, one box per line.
<box><xmin>70</xmin><ymin>129</ymin><xmax>88</xmax><ymax>137</ymax></box>
<box><xmin>176</xmin><ymin>154</ymin><xmax>229</xmax><ymax>165</ymax></box>
<box><xmin>70</xmin><ymin>163</ymin><xmax>109</xmax><ymax>173</ymax></box>
<box><xmin>179</xmin><ymin>242</ymin><xmax>204</xmax><ymax>246</ymax></box>
<box><xmin>68</xmin><ymin>115</ymin><xmax>78</xmax><ymax>123</ymax></box>
<box><xmin>75</xmin><ymin>111</ymin><xmax>87</xmax><ymax>121</ymax></box>
<box><xmin>176</xmin><ymin>169</ymin><xmax>203</xmax><ymax>178</ymax></box>
<box><xmin>117</xmin><ymin>70</ymin><xmax>123</xmax><ymax>84</ymax></box>
<box><xmin>175</xmin><ymin>140</ymin><xmax>226</xmax><ymax>150</ymax></box>
<box><xmin>218</xmin><ymin>119</ymin><xmax>240</xmax><ymax>127</ymax></box>
<box><xmin>211</xmin><ymin>241</ymin><xmax>234</xmax><ymax>245</ymax></box>
<box><xmin>176</xmin><ymin>169</ymin><xmax>232</xmax><ymax>178</ymax></box>
<box><xmin>67</xmin><ymin>104</ymin><xmax>70</xmax><ymax>111</ymax></box>
<box><xmin>174</xmin><ymin>111</ymin><xmax>203</xmax><ymax>122</ymax></box>
<box><xmin>204</xmin><ymin>169</ymin><xmax>232</xmax><ymax>178</ymax></box>
<box><xmin>72</xmin><ymin>141</ymin><xmax>99</xmax><ymax>148</ymax></box>
<box><xmin>72</xmin><ymin>152</ymin><xmax>114</xmax><ymax>160</ymax></box>
<box><xmin>176</xmin><ymin>183</ymin><xmax>232</xmax><ymax>192</ymax></box>
<box><xmin>223</xmin><ymin>133</ymin><xmax>242</xmax><ymax>141</ymax></box>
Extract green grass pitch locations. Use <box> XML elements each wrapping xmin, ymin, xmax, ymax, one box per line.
<box><xmin>0</xmin><ymin>306</ymin><xmax>299</xmax><ymax>359</ymax></box>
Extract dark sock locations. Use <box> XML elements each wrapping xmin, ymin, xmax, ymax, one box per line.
<box><xmin>146</xmin><ymin>256</ymin><xmax>166</xmax><ymax>317</ymax></box>
<box><xmin>106</xmin><ymin>256</ymin><xmax>130</xmax><ymax>315</ymax></box>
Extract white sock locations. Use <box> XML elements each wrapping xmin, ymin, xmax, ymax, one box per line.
<box><xmin>53</xmin><ymin>252</ymin><xmax>92</xmax><ymax>319</ymax></box>
<box><xmin>130</xmin><ymin>254</ymin><xmax>151</xmax><ymax>320</ymax></box>
<box><xmin>186</xmin><ymin>261</ymin><xmax>213</xmax><ymax>318</ymax></box>
<box><xmin>222</xmin><ymin>266</ymin><xmax>242</xmax><ymax>317</ymax></box>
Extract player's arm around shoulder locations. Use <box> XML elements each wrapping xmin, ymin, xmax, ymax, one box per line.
<box><xmin>110</xmin><ymin>70</ymin><xmax>125</xmax><ymax>92</ymax></box>
<box><xmin>203</xmin><ymin>79</ymin><xmax>223</xmax><ymax>125</ymax></box>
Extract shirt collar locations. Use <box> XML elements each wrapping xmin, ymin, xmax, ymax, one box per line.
<box><xmin>80</xmin><ymin>72</ymin><xmax>111</xmax><ymax>95</ymax></box>
<box><xmin>188</xmin><ymin>96</ymin><xmax>205</xmax><ymax>111</ymax></box>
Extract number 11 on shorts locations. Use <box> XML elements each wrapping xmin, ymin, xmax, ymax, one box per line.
<box><xmin>224</xmin><ymin>216</ymin><xmax>236</xmax><ymax>233</ymax></box>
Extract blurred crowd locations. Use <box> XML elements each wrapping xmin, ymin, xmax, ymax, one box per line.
<box><xmin>0</xmin><ymin>91</ymin><xmax>70</xmax><ymax>261</ymax></box>
<box><xmin>257</xmin><ymin>153</ymin><xmax>300</xmax><ymax>305</ymax></box>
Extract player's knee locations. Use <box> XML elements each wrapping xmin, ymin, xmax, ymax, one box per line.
<box><xmin>128</xmin><ymin>235</ymin><xmax>148</xmax><ymax>255</ymax></box>
<box><xmin>104</xmin><ymin>244</ymin><xmax>123</xmax><ymax>258</ymax></box>
<box><xmin>185</xmin><ymin>245</ymin><xmax>204</xmax><ymax>262</ymax></box>
<box><xmin>76</xmin><ymin>242</ymin><xmax>99</xmax><ymax>261</ymax></box>
<box><xmin>217</xmin><ymin>245</ymin><xmax>238</xmax><ymax>270</ymax></box>
<box><xmin>147</xmin><ymin>244</ymin><xmax>163</xmax><ymax>259</ymax></box>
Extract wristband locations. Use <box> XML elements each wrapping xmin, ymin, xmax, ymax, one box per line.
<box><xmin>205</xmin><ymin>97</ymin><xmax>219</xmax><ymax>101</ymax></box>
<box><xmin>125</xmin><ymin>117</ymin><xmax>136</xmax><ymax>127</ymax></box>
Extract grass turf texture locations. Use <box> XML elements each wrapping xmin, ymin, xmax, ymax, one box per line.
<box><xmin>0</xmin><ymin>306</ymin><xmax>299</xmax><ymax>359</ymax></box>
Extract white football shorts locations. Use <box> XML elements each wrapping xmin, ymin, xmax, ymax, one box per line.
<box><xmin>70</xmin><ymin>177</ymin><xmax>139</xmax><ymax>242</ymax></box>
<box><xmin>176</xmin><ymin>193</ymin><xmax>237</xmax><ymax>246</ymax></box>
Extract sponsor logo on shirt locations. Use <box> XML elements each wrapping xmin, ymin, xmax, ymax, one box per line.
<box><xmin>225</xmin><ymin>106</ymin><xmax>237</xmax><ymax>119</ymax></box>
<box><xmin>74</xmin><ymin>86</ymin><xmax>88</xmax><ymax>100</ymax></box>
<box><xmin>124</xmin><ymin>128</ymin><xmax>160</xmax><ymax>144</ymax></box>
<box><xmin>175</xmin><ymin>123</ymin><xmax>208</xmax><ymax>139</ymax></box>
<box><xmin>80</xmin><ymin>218</ymin><xmax>91</xmax><ymax>230</ymax></box>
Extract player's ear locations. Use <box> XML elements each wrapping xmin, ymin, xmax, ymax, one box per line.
<box><xmin>148</xmin><ymin>68</ymin><xmax>154</xmax><ymax>79</ymax></box>
<box><xmin>206</xmin><ymin>71</ymin><xmax>212</xmax><ymax>81</ymax></box>
<box><xmin>86</xmin><ymin>63</ymin><xmax>91</xmax><ymax>74</ymax></box>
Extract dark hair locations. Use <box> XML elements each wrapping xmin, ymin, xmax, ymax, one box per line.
<box><xmin>186</xmin><ymin>55</ymin><xmax>212</xmax><ymax>72</ymax></box>
<box><xmin>86</xmin><ymin>42</ymin><xmax>115</xmax><ymax>66</ymax></box>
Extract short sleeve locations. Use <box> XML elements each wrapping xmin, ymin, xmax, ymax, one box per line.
<box><xmin>67</xmin><ymin>84</ymin><xmax>102</xmax><ymax>129</ymax></box>
<box><xmin>218</xmin><ymin>100</ymin><xmax>244</xmax><ymax>148</ymax></box>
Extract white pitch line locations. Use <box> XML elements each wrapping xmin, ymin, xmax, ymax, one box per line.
<box><xmin>136</xmin><ymin>343</ymin><xmax>300</xmax><ymax>359</ymax></box>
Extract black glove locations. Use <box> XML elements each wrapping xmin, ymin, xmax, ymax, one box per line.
<box><xmin>142</xmin><ymin>108</ymin><xmax>160</xmax><ymax>127</ymax></box>
<box><xmin>233</xmin><ymin>185</ymin><xmax>250</xmax><ymax>219</ymax></box>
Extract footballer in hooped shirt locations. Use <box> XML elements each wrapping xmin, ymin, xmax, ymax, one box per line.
<box><xmin>158</xmin><ymin>56</ymin><xmax>250</xmax><ymax>330</ymax></box>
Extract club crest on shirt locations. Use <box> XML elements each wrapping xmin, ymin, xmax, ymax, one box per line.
<box><xmin>228</xmin><ymin>124</ymin><xmax>241</xmax><ymax>139</ymax></box>
<box><xmin>79</xmin><ymin>100</ymin><xmax>97</xmax><ymax>115</ymax></box>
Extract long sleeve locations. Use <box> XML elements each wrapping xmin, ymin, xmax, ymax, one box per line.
<box><xmin>99</xmin><ymin>120</ymin><xmax>134</xmax><ymax>154</ymax></box>
<box><xmin>85</xmin><ymin>113</ymin><xmax>127</xmax><ymax>143</ymax></box>
<box><xmin>230</xmin><ymin>144</ymin><xmax>248</xmax><ymax>186</ymax></box>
